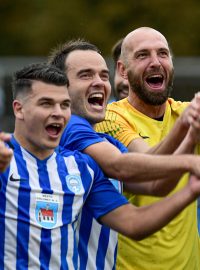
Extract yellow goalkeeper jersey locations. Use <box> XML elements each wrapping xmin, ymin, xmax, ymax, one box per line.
<box><xmin>96</xmin><ymin>97</ymin><xmax>200</xmax><ymax>270</ymax></box>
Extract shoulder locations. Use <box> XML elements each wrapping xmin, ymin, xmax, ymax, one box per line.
<box><xmin>106</xmin><ymin>98</ymin><xmax>128</xmax><ymax>112</ymax></box>
<box><xmin>60</xmin><ymin>115</ymin><xmax>104</xmax><ymax>151</ymax></box>
<box><xmin>60</xmin><ymin>148</ymin><xmax>101</xmax><ymax>172</ymax></box>
<box><xmin>100</xmin><ymin>133</ymin><xmax>128</xmax><ymax>153</ymax></box>
<box><xmin>167</xmin><ymin>98</ymin><xmax>189</xmax><ymax>113</ymax></box>
<box><xmin>64</xmin><ymin>114</ymin><xmax>93</xmax><ymax>132</ymax></box>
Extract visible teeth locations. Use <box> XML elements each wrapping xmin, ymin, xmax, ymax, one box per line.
<box><xmin>149</xmin><ymin>75</ymin><xmax>162</xmax><ymax>78</ymax></box>
<box><xmin>89</xmin><ymin>93</ymin><xmax>103</xmax><ymax>99</ymax></box>
<box><xmin>52</xmin><ymin>124</ymin><xmax>60</xmax><ymax>127</ymax></box>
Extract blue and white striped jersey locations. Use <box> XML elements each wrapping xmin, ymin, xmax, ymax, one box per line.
<box><xmin>60</xmin><ymin>115</ymin><xmax>128</xmax><ymax>270</ymax></box>
<box><xmin>0</xmin><ymin>136</ymin><xmax>128</xmax><ymax>270</ymax></box>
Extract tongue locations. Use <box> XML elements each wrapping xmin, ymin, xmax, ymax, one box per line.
<box><xmin>46</xmin><ymin>126</ymin><xmax>58</xmax><ymax>135</ymax></box>
<box><xmin>148</xmin><ymin>81</ymin><xmax>163</xmax><ymax>88</ymax></box>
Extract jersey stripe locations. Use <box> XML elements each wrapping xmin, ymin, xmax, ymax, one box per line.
<box><xmin>3</xmin><ymin>156</ymin><xmax>19</xmax><ymax>269</ymax></box>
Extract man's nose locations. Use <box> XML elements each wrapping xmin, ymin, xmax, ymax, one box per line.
<box><xmin>92</xmin><ymin>74</ymin><xmax>105</xmax><ymax>87</ymax></box>
<box><xmin>149</xmin><ymin>53</ymin><xmax>161</xmax><ymax>67</ymax></box>
<box><xmin>51</xmin><ymin>104</ymin><xmax>63</xmax><ymax>117</ymax></box>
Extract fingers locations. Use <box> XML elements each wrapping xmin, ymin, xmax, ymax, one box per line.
<box><xmin>188</xmin><ymin>174</ymin><xmax>200</xmax><ymax>198</ymax></box>
<box><xmin>0</xmin><ymin>132</ymin><xmax>12</xmax><ymax>143</ymax></box>
<box><xmin>0</xmin><ymin>132</ymin><xmax>13</xmax><ymax>172</ymax></box>
<box><xmin>181</xmin><ymin>93</ymin><xmax>200</xmax><ymax>128</ymax></box>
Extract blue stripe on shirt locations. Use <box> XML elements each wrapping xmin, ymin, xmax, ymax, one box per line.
<box><xmin>16</xmin><ymin>148</ymin><xmax>31</xmax><ymax>270</ymax></box>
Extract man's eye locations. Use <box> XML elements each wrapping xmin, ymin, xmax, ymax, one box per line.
<box><xmin>159</xmin><ymin>51</ymin><xmax>168</xmax><ymax>57</ymax></box>
<box><xmin>61</xmin><ymin>102</ymin><xmax>70</xmax><ymax>109</ymax></box>
<box><xmin>101</xmin><ymin>74</ymin><xmax>109</xmax><ymax>81</ymax></box>
<box><xmin>137</xmin><ymin>53</ymin><xmax>147</xmax><ymax>59</ymax></box>
<box><xmin>41</xmin><ymin>102</ymin><xmax>51</xmax><ymax>106</ymax></box>
<box><xmin>80</xmin><ymin>73</ymin><xmax>91</xmax><ymax>79</ymax></box>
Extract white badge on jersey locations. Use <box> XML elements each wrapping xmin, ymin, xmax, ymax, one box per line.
<box><xmin>35</xmin><ymin>193</ymin><xmax>59</xmax><ymax>229</ymax></box>
<box><xmin>65</xmin><ymin>175</ymin><xmax>83</xmax><ymax>194</ymax></box>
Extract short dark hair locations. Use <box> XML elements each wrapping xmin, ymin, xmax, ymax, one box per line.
<box><xmin>48</xmin><ymin>39</ymin><xmax>101</xmax><ymax>72</ymax></box>
<box><xmin>111</xmin><ymin>38</ymin><xmax>124</xmax><ymax>67</ymax></box>
<box><xmin>12</xmin><ymin>62</ymin><xmax>69</xmax><ymax>99</ymax></box>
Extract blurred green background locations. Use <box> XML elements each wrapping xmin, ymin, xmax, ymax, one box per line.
<box><xmin>1</xmin><ymin>0</ymin><xmax>200</xmax><ymax>57</ymax></box>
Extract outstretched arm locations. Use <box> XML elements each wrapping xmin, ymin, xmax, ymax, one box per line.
<box><xmin>0</xmin><ymin>132</ymin><xmax>13</xmax><ymax>172</ymax></box>
<box><xmin>100</xmin><ymin>174</ymin><xmax>200</xmax><ymax>241</ymax></box>
<box><xmin>85</xmin><ymin>141</ymin><xmax>200</xmax><ymax>184</ymax></box>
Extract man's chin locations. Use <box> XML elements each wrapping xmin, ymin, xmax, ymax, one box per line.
<box><xmin>87</xmin><ymin>113</ymin><xmax>105</xmax><ymax>125</ymax></box>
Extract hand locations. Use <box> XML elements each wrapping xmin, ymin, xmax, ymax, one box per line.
<box><xmin>0</xmin><ymin>132</ymin><xmax>13</xmax><ymax>172</ymax></box>
<box><xmin>187</xmin><ymin>174</ymin><xmax>200</xmax><ymax>199</ymax></box>
<box><xmin>187</xmin><ymin>125</ymin><xmax>200</xmax><ymax>145</ymax></box>
<box><xmin>180</xmin><ymin>92</ymin><xmax>200</xmax><ymax>129</ymax></box>
<box><xmin>189</xmin><ymin>155</ymin><xmax>200</xmax><ymax>178</ymax></box>
<box><xmin>185</xmin><ymin>93</ymin><xmax>200</xmax><ymax>144</ymax></box>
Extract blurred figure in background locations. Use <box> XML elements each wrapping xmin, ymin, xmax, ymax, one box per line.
<box><xmin>111</xmin><ymin>38</ymin><xmax>129</xmax><ymax>100</ymax></box>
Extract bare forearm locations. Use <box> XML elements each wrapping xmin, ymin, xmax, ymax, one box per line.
<box><xmin>175</xmin><ymin>126</ymin><xmax>199</xmax><ymax>154</ymax></box>
<box><xmin>147</xmin><ymin>117</ymin><xmax>189</xmax><ymax>154</ymax></box>
<box><xmin>85</xmin><ymin>142</ymin><xmax>199</xmax><ymax>185</ymax></box>
<box><xmin>114</xmin><ymin>153</ymin><xmax>194</xmax><ymax>183</ymax></box>
<box><xmin>101</xmin><ymin>178</ymin><xmax>198</xmax><ymax>241</ymax></box>
<box><xmin>129</xmin><ymin>183</ymin><xmax>195</xmax><ymax>240</ymax></box>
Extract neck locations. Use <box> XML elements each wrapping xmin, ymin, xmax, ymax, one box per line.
<box><xmin>14</xmin><ymin>130</ymin><xmax>55</xmax><ymax>160</ymax></box>
<box><xmin>128</xmin><ymin>93</ymin><xmax>166</xmax><ymax>119</ymax></box>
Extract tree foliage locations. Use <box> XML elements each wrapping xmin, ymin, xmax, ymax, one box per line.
<box><xmin>1</xmin><ymin>0</ymin><xmax>200</xmax><ymax>56</ymax></box>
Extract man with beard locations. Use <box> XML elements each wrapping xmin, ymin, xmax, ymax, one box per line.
<box><xmin>49</xmin><ymin>39</ymin><xmax>200</xmax><ymax>270</ymax></box>
<box><xmin>96</xmin><ymin>27</ymin><xmax>200</xmax><ymax>270</ymax></box>
<box><xmin>111</xmin><ymin>38</ymin><xmax>129</xmax><ymax>100</ymax></box>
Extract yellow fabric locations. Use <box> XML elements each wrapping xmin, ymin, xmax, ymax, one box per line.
<box><xmin>96</xmin><ymin>98</ymin><xmax>200</xmax><ymax>270</ymax></box>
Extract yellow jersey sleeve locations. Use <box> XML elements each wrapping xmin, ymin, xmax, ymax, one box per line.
<box><xmin>95</xmin><ymin>98</ymin><xmax>140</xmax><ymax>147</ymax></box>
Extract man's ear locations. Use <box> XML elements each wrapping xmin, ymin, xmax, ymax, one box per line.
<box><xmin>13</xmin><ymin>100</ymin><xmax>24</xmax><ymax>120</ymax></box>
<box><xmin>117</xmin><ymin>60</ymin><xmax>128</xmax><ymax>80</ymax></box>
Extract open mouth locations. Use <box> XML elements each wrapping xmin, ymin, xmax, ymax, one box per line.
<box><xmin>88</xmin><ymin>93</ymin><xmax>104</xmax><ymax>107</ymax></box>
<box><xmin>46</xmin><ymin>123</ymin><xmax>62</xmax><ymax>137</ymax></box>
<box><xmin>145</xmin><ymin>74</ymin><xmax>164</xmax><ymax>89</ymax></box>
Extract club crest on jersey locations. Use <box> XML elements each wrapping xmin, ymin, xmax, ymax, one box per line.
<box><xmin>66</xmin><ymin>175</ymin><xmax>83</xmax><ymax>194</ymax></box>
<box><xmin>35</xmin><ymin>193</ymin><xmax>59</xmax><ymax>229</ymax></box>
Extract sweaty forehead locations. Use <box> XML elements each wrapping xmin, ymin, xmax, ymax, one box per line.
<box><xmin>66</xmin><ymin>50</ymin><xmax>108</xmax><ymax>72</ymax></box>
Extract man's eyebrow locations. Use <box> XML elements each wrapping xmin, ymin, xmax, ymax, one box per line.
<box><xmin>101</xmin><ymin>69</ymin><xmax>110</xmax><ymax>75</ymax></box>
<box><xmin>77</xmin><ymin>68</ymin><xmax>110</xmax><ymax>75</ymax></box>
<box><xmin>158</xmin><ymin>47</ymin><xmax>170</xmax><ymax>52</ymax></box>
<box><xmin>77</xmin><ymin>68</ymin><xmax>93</xmax><ymax>75</ymax></box>
<box><xmin>38</xmin><ymin>97</ymin><xmax>54</xmax><ymax>101</ymax></box>
<box><xmin>134</xmin><ymin>49</ymin><xmax>148</xmax><ymax>54</ymax></box>
<box><xmin>37</xmin><ymin>97</ymin><xmax>71</xmax><ymax>104</ymax></box>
